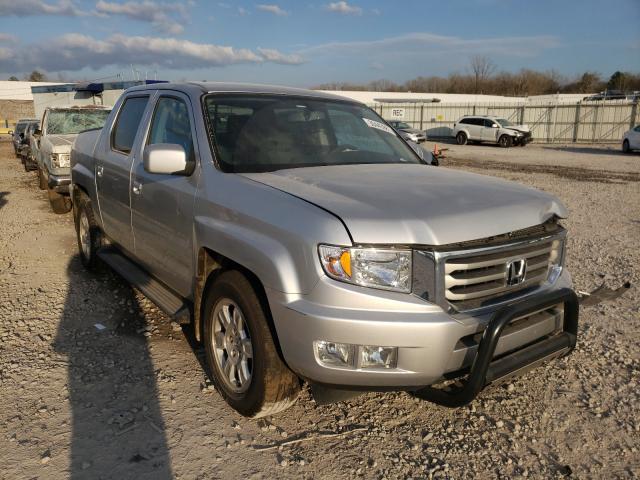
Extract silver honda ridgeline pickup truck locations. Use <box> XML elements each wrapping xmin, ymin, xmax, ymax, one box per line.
<box><xmin>70</xmin><ymin>83</ymin><xmax>578</xmax><ymax>418</ymax></box>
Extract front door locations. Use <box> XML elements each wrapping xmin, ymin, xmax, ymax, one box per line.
<box><xmin>482</xmin><ymin>119</ymin><xmax>498</xmax><ymax>141</ymax></box>
<box><xmin>130</xmin><ymin>93</ymin><xmax>200</xmax><ymax>297</ymax></box>
<box><xmin>96</xmin><ymin>95</ymin><xmax>151</xmax><ymax>254</ymax></box>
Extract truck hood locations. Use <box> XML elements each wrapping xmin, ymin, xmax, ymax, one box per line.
<box><xmin>400</xmin><ymin>128</ymin><xmax>425</xmax><ymax>135</ymax></box>
<box><xmin>242</xmin><ymin>164</ymin><xmax>567</xmax><ymax>245</ymax></box>
<box><xmin>46</xmin><ymin>134</ymin><xmax>76</xmax><ymax>152</ymax></box>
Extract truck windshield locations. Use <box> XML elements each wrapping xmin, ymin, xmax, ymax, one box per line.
<box><xmin>46</xmin><ymin>109</ymin><xmax>111</xmax><ymax>135</ymax></box>
<box><xmin>203</xmin><ymin>94</ymin><xmax>421</xmax><ymax>172</ymax></box>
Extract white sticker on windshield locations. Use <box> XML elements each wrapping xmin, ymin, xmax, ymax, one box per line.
<box><xmin>362</xmin><ymin>118</ymin><xmax>396</xmax><ymax>136</ymax></box>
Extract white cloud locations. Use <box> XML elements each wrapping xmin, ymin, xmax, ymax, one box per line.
<box><xmin>0</xmin><ymin>0</ymin><xmax>86</xmax><ymax>16</ymax></box>
<box><xmin>0</xmin><ymin>33</ymin><xmax>305</xmax><ymax>73</ymax></box>
<box><xmin>237</xmin><ymin>6</ymin><xmax>248</xmax><ymax>15</ymax></box>
<box><xmin>0</xmin><ymin>33</ymin><xmax>18</xmax><ymax>44</ymax></box>
<box><xmin>325</xmin><ymin>1</ymin><xmax>362</xmax><ymax>15</ymax></box>
<box><xmin>256</xmin><ymin>48</ymin><xmax>303</xmax><ymax>65</ymax></box>
<box><xmin>256</xmin><ymin>4</ymin><xmax>288</xmax><ymax>16</ymax></box>
<box><xmin>95</xmin><ymin>1</ymin><xmax>187</xmax><ymax>34</ymax></box>
<box><xmin>302</xmin><ymin>32</ymin><xmax>560</xmax><ymax>58</ymax></box>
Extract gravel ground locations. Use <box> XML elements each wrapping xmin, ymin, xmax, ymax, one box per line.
<box><xmin>0</xmin><ymin>139</ymin><xmax>638</xmax><ymax>479</ymax></box>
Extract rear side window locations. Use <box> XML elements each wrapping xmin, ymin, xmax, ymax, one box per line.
<box><xmin>147</xmin><ymin>96</ymin><xmax>195</xmax><ymax>162</ymax></box>
<box><xmin>112</xmin><ymin>96</ymin><xmax>149</xmax><ymax>154</ymax></box>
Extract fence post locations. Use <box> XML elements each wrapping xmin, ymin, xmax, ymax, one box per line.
<box><xmin>630</xmin><ymin>101</ymin><xmax>638</xmax><ymax>130</ymax></box>
<box><xmin>572</xmin><ymin>103</ymin><xmax>581</xmax><ymax>143</ymax></box>
<box><xmin>519</xmin><ymin>105</ymin><xmax>525</xmax><ymax>125</ymax></box>
<box><xmin>419</xmin><ymin>104</ymin><xmax>424</xmax><ymax>130</ymax></box>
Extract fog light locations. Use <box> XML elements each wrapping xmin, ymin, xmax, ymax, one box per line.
<box><xmin>360</xmin><ymin>346</ymin><xmax>398</xmax><ymax>369</ymax></box>
<box><xmin>314</xmin><ymin>341</ymin><xmax>355</xmax><ymax>368</ymax></box>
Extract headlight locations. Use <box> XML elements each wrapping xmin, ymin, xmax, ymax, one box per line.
<box><xmin>548</xmin><ymin>238</ymin><xmax>565</xmax><ymax>283</ymax></box>
<box><xmin>51</xmin><ymin>153</ymin><xmax>70</xmax><ymax>168</ymax></box>
<box><xmin>318</xmin><ymin>245</ymin><xmax>412</xmax><ymax>293</ymax></box>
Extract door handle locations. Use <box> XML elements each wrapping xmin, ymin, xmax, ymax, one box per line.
<box><xmin>132</xmin><ymin>181</ymin><xmax>142</xmax><ymax>195</ymax></box>
<box><xmin>96</xmin><ymin>165</ymin><xmax>104</xmax><ymax>177</ymax></box>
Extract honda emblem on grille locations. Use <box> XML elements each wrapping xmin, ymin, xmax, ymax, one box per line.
<box><xmin>506</xmin><ymin>259</ymin><xmax>527</xmax><ymax>286</ymax></box>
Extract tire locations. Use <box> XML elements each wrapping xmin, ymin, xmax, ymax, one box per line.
<box><xmin>498</xmin><ymin>135</ymin><xmax>513</xmax><ymax>148</ymax></box>
<box><xmin>37</xmin><ymin>167</ymin><xmax>47</xmax><ymax>190</ymax></box>
<box><xmin>48</xmin><ymin>188</ymin><xmax>72</xmax><ymax>214</ymax></box>
<box><xmin>456</xmin><ymin>132</ymin><xmax>468</xmax><ymax>145</ymax></box>
<box><xmin>74</xmin><ymin>192</ymin><xmax>102</xmax><ymax>270</ymax></box>
<box><xmin>204</xmin><ymin>270</ymin><xmax>300</xmax><ymax>418</ymax></box>
<box><xmin>622</xmin><ymin>139</ymin><xmax>630</xmax><ymax>153</ymax></box>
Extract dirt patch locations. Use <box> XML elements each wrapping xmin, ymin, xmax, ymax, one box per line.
<box><xmin>0</xmin><ymin>138</ymin><xmax>638</xmax><ymax>479</ymax></box>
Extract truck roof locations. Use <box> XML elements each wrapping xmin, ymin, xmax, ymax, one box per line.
<box><xmin>124</xmin><ymin>81</ymin><xmax>363</xmax><ymax>104</ymax></box>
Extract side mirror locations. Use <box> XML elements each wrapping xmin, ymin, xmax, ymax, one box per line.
<box><xmin>33</xmin><ymin>128</ymin><xmax>42</xmax><ymax>137</ymax></box>
<box><xmin>143</xmin><ymin>143</ymin><xmax>189</xmax><ymax>175</ymax></box>
<box><xmin>491</xmin><ymin>123</ymin><xmax>499</xmax><ymax>128</ymax></box>
<box><xmin>8</xmin><ymin>130</ymin><xmax>13</xmax><ymax>135</ymax></box>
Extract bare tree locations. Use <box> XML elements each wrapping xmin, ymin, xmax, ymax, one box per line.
<box><xmin>469</xmin><ymin>55</ymin><xmax>495</xmax><ymax>94</ymax></box>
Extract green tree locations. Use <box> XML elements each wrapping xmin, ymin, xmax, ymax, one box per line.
<box><xmin>607</xmin><ymin>71</ymin><xmax>627</xmax><ymax>91</ymax></box>
<box><xmin>8</xmin><ymin>75</ymin><xmax>19</xmax><ymax>81</ymax></box>
<box><xmin>26</xmin><ymin>70</ymin><xmax>47</xmax><ymax>82</ymax></box>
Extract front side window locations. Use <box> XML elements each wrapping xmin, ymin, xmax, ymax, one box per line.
<box><xmin>112</xmin><ymin>96</ymin><xmax>149</xmax><ymax>154</ymax></box>
<box><xmin>203</xmin><ymin>94</ymin><xmax>421</xmax><ymax>173</ymax></box>
<box><xmin>46</xmin><ymin>109</ymin><xmax>111</xmax><ymax>135</ymax></box>
<box><xmin>148</xmin><ymin>96</ymin><xmax>194</xmax><ymax>162</ymax></box>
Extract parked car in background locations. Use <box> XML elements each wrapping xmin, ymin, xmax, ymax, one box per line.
<box><xmin>33</xmin><ymin>105</ymin><xmax>111</xmax><ymax>213</ymax></box>
<box><xmin>388</xmin><ymin>121</ymin><xmax>427</xmax><ymax>143</ymax></box>
<box><xmin>71</xmin><ymin>82</ymin><xmax>578</xmax><ymax>418</ymax></box>
<box><xmin>11</xmin><ymin>118</ymin><xmax>38</xmax><ymax>155</ymax></box>
<box><xmin>622</xmin><ymin>125</ymin><xmax>640</xmax><ymax>153</ymax></box>
<box><xmin>453</xmin><ymin>115</ymin><xmax>532</xmax><ymax>147</ymax></box>
<box><xmin>18</xmin><ymin>120</ymin><xmax>40</xmax><ymax>171</ymax></box>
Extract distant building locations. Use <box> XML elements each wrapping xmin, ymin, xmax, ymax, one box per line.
<box><xmin>0</xmin><ymin>81</ymin><xmax>66</xmax><ymax>129</ymax></box>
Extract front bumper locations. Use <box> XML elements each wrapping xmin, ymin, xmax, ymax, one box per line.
<box><xmin>47</xmin><ymin>173</ymin><xmax>71</xmax><ymax>193</ymax></box>
<box><xmin>267</xmin><ymin>270</ymin><xmax>575</xmax><ymax>392</ymax></box>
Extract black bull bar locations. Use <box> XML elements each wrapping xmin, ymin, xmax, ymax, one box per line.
<box><xmin>415</xmin><ymin>288</ymin><xmax>579</xmax><ymax>407</ymax></box>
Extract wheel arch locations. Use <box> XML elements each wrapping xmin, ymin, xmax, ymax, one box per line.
<box><xmin>194</xmin><ymin>248</ymin><xmax>285</xmax><ymax>363</ymax></box>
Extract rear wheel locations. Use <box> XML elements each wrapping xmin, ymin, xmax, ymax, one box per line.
<box><xmin>74</xmin><ymin>192</ymin><xmax>102</xmax><ymax>269</ymax></box>
<box><xmin>48</xmin><ymin>189</ymin><xmax>72</xmax><ymax>214</ymax></box>
<box><xmin>622</xmin><ymin>139</ymin><xmax>631</xmax><ymax>153</ymax></box>
<box><xmin>456</xmin><ymin>132</ymin><xmax>468</xmax><ymax>145</ymax></box>
<box><xmin>498</xmin><ymin>135</ymin><xmax>513</xmax><ymax>148</ymax></box>
<box><xmin>204</xmin><ymin>270</ymin><xmax>300</xmax><ymax>418</ymax></box>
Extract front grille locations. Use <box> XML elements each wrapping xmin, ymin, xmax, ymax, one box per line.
<box><xmin>443</xmin><ymin>239</ymin><xmax>554</xmax><ymax>311</ymax></box>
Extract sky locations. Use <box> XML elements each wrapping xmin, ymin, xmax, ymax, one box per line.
<box><xmin>0</xmin><ymin>0</ymin><xmax>639</xmax><ymax>87</ymax></box>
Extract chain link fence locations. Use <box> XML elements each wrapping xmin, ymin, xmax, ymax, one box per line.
<box><xmin>370</xmin><ymin>100</ymin><xmax>639</xmax><ymax>144</ymax></box>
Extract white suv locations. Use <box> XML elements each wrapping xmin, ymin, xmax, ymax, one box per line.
<box><xmin>453</xmin><ymin>115</ymin><xmax>532</xmax><ymax>148</ymax></box>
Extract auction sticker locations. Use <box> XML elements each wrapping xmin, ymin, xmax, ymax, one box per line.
<box><xmin>362</xmin><ymin>118</ymin><xmax>396</xmax><ymax>135</ymax></box>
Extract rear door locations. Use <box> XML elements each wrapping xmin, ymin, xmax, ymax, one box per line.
<box><xmin>630</xmin><ymin>126</ymin><xmax>640</xmax><ymax>149</ymax></box>
<box><xmin>130</xmin><ymin>92</ymin><xmax>200</xmax><ymax>296</ymax></box>
<box><xmin>96</xmin><ymin>94</ymin><xmax>152</xmax><ymax>255</ymax></box>
<box><xmin>465</xmin><ymin>118</ymin><xmax>482</xmax><ymax>140</ymax></box>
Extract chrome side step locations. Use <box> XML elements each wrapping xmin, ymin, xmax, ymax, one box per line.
<box><xmin>97</xmin><ymin>246</ymin><xmax>191</xmax><ymax>324</ymax></box>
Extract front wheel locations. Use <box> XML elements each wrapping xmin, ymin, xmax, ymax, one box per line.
<box><xmin>48</xmin><ymin>189</ymin><xmax>72</xmax><ymax>214</ymax></box>
<box><xmin>456</xmin><ymin>132</ymin><xmax>468</xmax><ymax>145</ymax></box>
<box><xmin>37</xmin><ymin>167</ymin><xmax>47</xmax><ymax>190</ymax></box>
<box><xmin>204</xmin><ymin>271</ymin><xmax>300</xmax><ymax>418</ymax></box>
<box><xmin>498</xmin><ymin>135</ymin><xmax>513</xmax><ymax>148</ymax></box>
<box><xmin>74</xmin><ymin>192</ymin><xmax>102</xmax><ymax>269</ymax></box>
<box><xmin>622</xmin><ymin>139</ymin><xmax>631</xmax><ymax>153</ymax></box>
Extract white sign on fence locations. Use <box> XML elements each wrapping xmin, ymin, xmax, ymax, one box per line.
<box><xmin>390</xmin><ymin>108</ymin><xmax>405</xmax><ymax>119</ymax></box>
